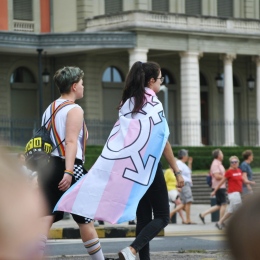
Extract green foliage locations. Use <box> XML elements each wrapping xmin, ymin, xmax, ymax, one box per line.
<box><xmin>83</xmin><ymin>145</ymin><xmax>260</xmax><ymax>171</ymax></box>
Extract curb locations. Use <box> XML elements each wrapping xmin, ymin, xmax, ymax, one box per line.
<box><xmin>49</xmin><ymin>226</ymin><xmax>164</xmax><ymax>239</ymax></box>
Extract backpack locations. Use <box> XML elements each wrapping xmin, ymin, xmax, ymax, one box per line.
<box><xmin>24</xmin><ymin>101</ymin><xmax>73</xmax><ymax>171</ymax></box>
<box><xmin>206</xmin><ymin>173</ymin><xmax>212</xmax><ymax>188</ymax></box>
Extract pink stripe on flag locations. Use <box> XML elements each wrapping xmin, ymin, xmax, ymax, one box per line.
<box><xmin>56</xmin><ymin>175</ymin><xmax>86</xmax><ymax>213</ymax></box>
<box><xmin>94</xmin><ymin>157</ymin><xmax>135</xmax><ymax>221</ymax></box>
<box><xmin>124</xmin><ymin>120</ymin><xmax>140</xmax><ymax>147</ymax></box>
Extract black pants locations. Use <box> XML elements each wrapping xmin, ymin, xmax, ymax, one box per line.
<box><xmin>130</xmin><ymin>162</ymin><xmax>169</xmax><ymax>260</ymax></box>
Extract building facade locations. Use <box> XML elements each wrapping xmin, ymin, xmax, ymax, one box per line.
<box><xmin>0</xmin><ymin>0</ymin><xmax>260</xmax><ymax>146</ymax></box>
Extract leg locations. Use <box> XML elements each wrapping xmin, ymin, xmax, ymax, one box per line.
<box><xmin>200</xmin><ymin>205</ymin><xmax>220</xmax><ymax>218</ymax></box>
<box><xmin>170</xmin><ymin>203</ymin><xmax>184</xmax><ymax>219</ymax></box>
<box><xmin>175</xmin><ymin>198</ymin><xmax>185</xmax><ymax>223</ymax></box>
<box><xmin>185</xmin><ymin>202</ymin><xmax>192</xmax><ymax>223</ymax></box>
<box><xmin>219</xmin><ymin>204</ymin><xmax>227</xmax><ymax>219</ymax></box>
<box><xmin>130</xmin><ymin>163</ymin><xmax>169</xmax><ymax>260</ymax></box>
<box><xmin>73</xmin><ymin>215</ymin><xmax>104</xmax><ymax>260</ymax></box>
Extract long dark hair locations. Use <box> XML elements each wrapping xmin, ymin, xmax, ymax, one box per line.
<box><xmin>118</xmin><ymin>61</ymin><xmax>160</xmax><ymax>113</ymax></box>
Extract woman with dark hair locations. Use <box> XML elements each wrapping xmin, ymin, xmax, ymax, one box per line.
<box><xmin>117</xmin><ymin>61</ymin><xmax>184</xmax><ymax>260</ymax></box>
<box><xmin>55</xmin><ymin>62</ymin><xmax>184</xmax><ymax>260</ymax></box>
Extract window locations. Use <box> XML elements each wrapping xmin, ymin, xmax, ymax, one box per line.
<box><xmin>217</xmin><ymin>0</ymin><xmax>233</xmax><ymax>18</ymax></box>
<box><xmin>161</xmin><ymin>68</ymin><xmax>175</xmax><ymax>84</ymax></box>
<box><xmin>102</xmin><ymin>66</ymin><xmax>124</xmax><ymax>83</ymax></box>
<box><xmin>10</xmin><ymin>67</ymin><xmax>35</xmax><ymax>83</ymax></box>
<box><xmin>152</xmin><ymin>0</ymin><xmax>169</xmax><ymax>12</ymax></box>
<box><xmin>185</xmin><ymin>0</ymin><xmax>201</xmax><ymax>15</ymax></box>
<box><xmin>13</xmin><ymin>0</ymin><xmax>33</xmax><ymax>21</ymax></box>
<box><xmin>105</xmin><ymin>0</ymin><xmax>122</xmax><ymax>15</ymax></box>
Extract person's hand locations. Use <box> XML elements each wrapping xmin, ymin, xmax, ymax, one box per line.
<box><xmin>58</xmin><ymin>173</ymin><xmax>73</xmax><ymax>191</ymax></box>
<box><xmin>176</xmin><ymin>175</ymin><xmax>184</xmax><ymax>188</ymax></box>
<box><xmin>211</xmin><ymin>190</ymin><xmax>216</xmax><ymax>197</ymax></box>
<box><xmin>251</xmin><ymin>181</ymin><xmax>256</xmax><ymax>185</ymax></box>
<box><xmin>188</xmin><ymin>157</ymin><xmax>193</xmax><ymax>164</ymax></box>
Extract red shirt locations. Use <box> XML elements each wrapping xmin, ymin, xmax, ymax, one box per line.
<box><xmin>225</xmin><ymin>168</ymin><xmax>243</xmax><ymax>193</ymax></box>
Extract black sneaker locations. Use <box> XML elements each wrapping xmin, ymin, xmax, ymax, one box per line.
<box><xmin>199</xmin><ymin>213</ymin><xmax>205</xmax><ymax>224</ymax></box>
<box><xmin>98</xmin><ymin>220</ymin><xmax>104</xmax><ymax>225</ymax></box>
<box><xmin>128</xmin><ymin>220</ymin><xmax>136</xmax><ymax>225</ymax></box>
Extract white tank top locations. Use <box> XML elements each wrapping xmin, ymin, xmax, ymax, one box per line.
<box><xmin>42</xmin><ymin>99</ymin><xmax>87</xmax><ymax>161</ymax></box>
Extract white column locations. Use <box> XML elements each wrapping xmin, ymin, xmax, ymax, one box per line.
<box><xmin>128</xmin><ymin>48</ymin><xmax>148</xmax><ymax>68</ymax></box>
<box><xmin>179</xmin><ymin>51</ymin><xmax>202</xmax><ymax>146</ymax></box>
<box><xmin>255</xmin><ymin>56</ymin><xmax>260</xmax><ymax>145</ymax></box>
<box><xmin>222</xmin><ymin>54</ymin><xmax>236</xmax><ymax>146</ymax></box>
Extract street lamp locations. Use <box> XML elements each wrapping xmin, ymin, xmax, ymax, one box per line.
<box><xmin>247</xmin><ymin>74</ymin><xmax>255</xmax><ymax>91</ymax></box>
<box><xmin>215</xmin><ymin>73</ymin><xmax>223</xmax><ymax>92</ymax></box>
<box><xmin>247</xmin><ymin>57</ymin><xmax>255</xmax><ymax>91</ymax></box>
<box><xmin>42</xmin><ymin>68</ymin><xmax>50</xmax><ymax>85</ymax></box>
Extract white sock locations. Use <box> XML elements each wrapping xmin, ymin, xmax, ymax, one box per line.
<box><xmin>84</xmin><ymin>238</ymin><xmax>104</xmax><ymax>260</ymax></box>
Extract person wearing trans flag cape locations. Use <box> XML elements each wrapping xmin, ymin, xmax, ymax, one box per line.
<box><xmin>55</xmin><ymin>61</ymin><xmax>184</xmax><ymax>260</ymax></box>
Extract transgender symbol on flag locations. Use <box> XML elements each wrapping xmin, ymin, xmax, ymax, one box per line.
<box><xmin>101</xmin><ymin>101</ymin><xmax>165</xmax><ymax>186</ymax></box>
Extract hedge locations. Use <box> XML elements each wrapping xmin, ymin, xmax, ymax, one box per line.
<box><xmin>84</xmin><ymin>145</ymin><xmax>260</xmax><ymax>171</ymax></box>
<box><xmin>8</xmin><ymin>144</ymin><xmax>258</xmax><ymax>171</ymax></box>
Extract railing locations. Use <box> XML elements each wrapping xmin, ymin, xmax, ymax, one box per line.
<box><xmin>85</xmin><ymin>11</ymin><xmax>260</xmax><ymax>35</ymax></box>
<box><xmin>13</xmin><ymin>20</ymin><xmax>34</xmax><ymax>32</ymax></box>
<box><xmin>0</xmin><ymin>118</ymin><xmax>259</xmax><ymax>147</ymax></box>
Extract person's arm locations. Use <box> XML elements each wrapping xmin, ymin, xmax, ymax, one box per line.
<box><xmin>187</xmin><ymin>156</ymin><xmax>193</xmax><ymax>170</ymax></box>
<box><xmin>212</xmin><ymin>172</ymin><xmax>223</xmax><ymax>181</ymax></box>
<box><xmin>242</xmin><ymin>172</ymin><xmax>255</xmax><ymax>186</ymax></box>
<box><xmin>163</xmin><ymin>141</ymin><xmax>184</xmax><ymax>187</ymax></box>
<box><xmin>211</xmin><ymin>177</ymin><xmax>226</xmax><ymax>197</ymax></box>
<box><xmin>58</xmin><ymin>107</ymin><xmax>84</xmax><ymax>191</ymax></box>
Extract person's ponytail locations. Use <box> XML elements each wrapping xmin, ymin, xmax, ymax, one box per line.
<box><xmin>118</xmin><ymin>61</ymin><xmax>146</xmax><ymax>113</ymax></box>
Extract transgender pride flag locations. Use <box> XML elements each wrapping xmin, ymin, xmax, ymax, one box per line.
<box><xmin>54</xmin><ymin>88</ymin><xmax>169</xmax><ymax>224</ymax></box>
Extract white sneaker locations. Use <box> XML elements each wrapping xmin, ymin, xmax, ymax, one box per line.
<box><xmin>118</xmin><ymin>247</ymin><xmax>136</xmax><ymax>260</ymax></box>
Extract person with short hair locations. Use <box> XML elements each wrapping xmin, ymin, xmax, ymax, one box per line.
<box><xmin>211</xmin><ymin>156</ymin><xmax>255</xmax><ymax>230</ymax></box>
<box><xmin>169</xmin><ymin>149</ymin><xmax>195</xmax><ymax>224</ymax></box>
<box><xmin>239</xmin><ymin>149</ymin><xmax>254</xmax><ymax>196</ymax></box>
<box><xmin>199</xmin><ymin>149</ymin><xmax>227</xmax><ymax>224</ymax></box>
<box><xmin>34</xmin><ymin>67</ymin><xmax>107</xmax><ymax>260</ymax></box>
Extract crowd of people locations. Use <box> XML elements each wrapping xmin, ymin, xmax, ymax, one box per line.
<box><xmin>164</xmin><ymin>148</ymin><xmax>256</xmax><ymax>230</ymax></box>
<box><xmin>1</xmin><ymin>61</ymin><xmax>258</xmax><ymax>260</ymax></box>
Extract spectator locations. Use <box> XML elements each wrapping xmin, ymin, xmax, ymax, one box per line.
<box><xmin>212</xmin><ymin>156</ymin><xmax>255</xmax><ymax>230</ymax></box>
<box><xmin>199</xmin><ymin>149</ymin><xmax>227</xmax><ymax>224</ymax></box>
<box><xmin>171</xmin><ymin>149</ymin><xmax>195</xmax><ymax>224</ymax></box>
<box><xmin>164</xmin><ymin>166</ymin><xmax>185</xmax><ymax>223</ymax></box>
<box><xmin>240</xmin><ymin>150</ymin><xmax>254</xmax><ymax>196</ymax></box>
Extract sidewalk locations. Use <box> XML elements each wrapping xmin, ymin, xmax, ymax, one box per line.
<box><xmin>50</xmin><ymin>204</ymin><xmax>224</xmax><ymax>239</ymax></box>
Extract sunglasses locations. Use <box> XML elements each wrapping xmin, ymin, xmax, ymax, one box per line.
<box><xmin>230</xmin><ymin>161</ymin><xmax>239</xmax><ymax>164</ymax></box>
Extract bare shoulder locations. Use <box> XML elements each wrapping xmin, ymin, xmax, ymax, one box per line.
<box><xmin>67</xmin><ymin>106</ymin><xmax>84</xmax><ymax>116</ymax></box>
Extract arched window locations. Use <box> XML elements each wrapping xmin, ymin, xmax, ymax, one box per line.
<box><xmin>161</xmin><ymin>68</ymin><xmax>175</xmax><ymax>84</ymax></box>
<box><xmin>105</xmin><ymin>0</ymin><xmax>122</xmax><ymax>14</ymax></box>
<box><xmin>185</xmin><ymin>0</ymin><xmax>202</xmax><ymax>15</ymax></box>
<box><xmin>217</xmin><ymin>0</ymin><xmax>233</xmax><ymax>18</ymax></box>
<box><xmin>10</xmin><ymin>67</ymin><xmax>35</xmax><ymax>83</ymax></box>
<box><xmin>13</xmin><ymin>0</ymin><xmax>33</xmax><ymax>21</ymax></box>
<box><xmin>152</xmin><ymin>0</ymin><xmax>169</xmax><ymax>12</ymax></box>
<box><xmin>102</xmin><ymin>66</ymin><xmax>124</xmax><ymax>83</ymax></box>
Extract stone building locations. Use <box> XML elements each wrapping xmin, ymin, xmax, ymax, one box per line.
<box><xmin>0</xmin><ymin>0</ymin><xmax>260</xmax><ymax>146</ymax></box>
